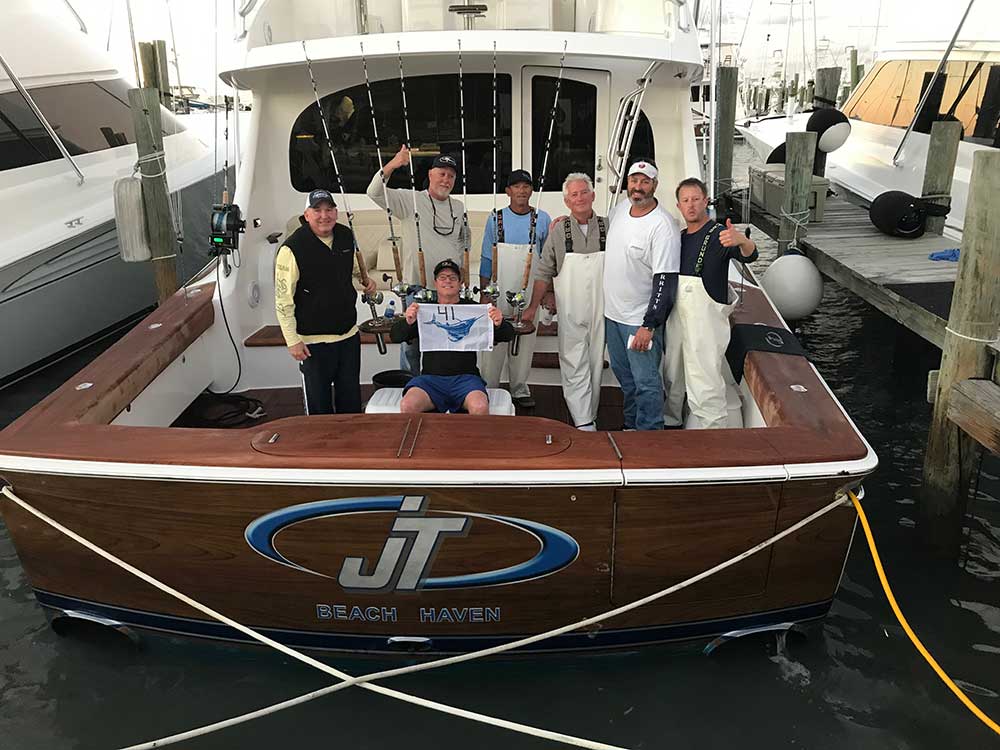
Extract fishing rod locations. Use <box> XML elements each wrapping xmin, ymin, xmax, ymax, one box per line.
<box><xmin>360</xmin><ymin>41</ymin><xmax>408</xmax><ymax>305</ymax></box>
<box><xmin>480</xmin><ymin>41</ymin><xmax>501</xmax><ymax>302</ymax></box>
<box><xmin>303</xmin><ymin>41</ymin><xmax>387</xmax><ymax>355</ymax></box>
<box><xmin>456</xmin><ymin>39</ymin><xmax>474</xmax><ymax>302</ymax></box>
<box><xmin>507</xmin><ymin>41</ymin><xmax>567</xmax><ymax>356</ymax></box>
<box><xmin>397</xmin><ymin>41</ymin><xmax>434</xmax><ymax>303</ymax></box>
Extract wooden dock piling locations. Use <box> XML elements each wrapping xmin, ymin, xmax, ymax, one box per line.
<box><xmin>715</xmin><ymin>66</ymin><xmax>739</xmax><ymax>197</ymax></box>
<box><xmin>920</xmin><ymin>149</ymin><xmax>1000</xmax><ymax>555</ymax></box>
<box><xmin>921</xmin><ymin>120</ymin><xmax>962</xmax><ymax>236</ymax></box>
<box><xmin>815</xmin><ymin>67</ymin><xmax>841</xmax><ymax>109</ymax></box>
<box><xmin>128</xmin><ymin>87</ymin><xmax>178</xmax><ymax>304</ymax></box>
<box><xmin>778</xmin><ymin>131</ymin><xmax>817</xmax><ymax>256</ymax></box>
<box><xmin>849</xmin><ymin>49</ymin><xmax>860</xmax><ymax>91</ymax></box>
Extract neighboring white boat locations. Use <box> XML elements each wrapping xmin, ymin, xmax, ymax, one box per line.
<box><xmin>0</xmin><ymin>1</ymin><xmax>220</xmax><ymax>385</ymax></box>
<box><xmin>739</xmin><ymin>30</ymin><xmax>1000</xmax><ymax>240</ymax></box>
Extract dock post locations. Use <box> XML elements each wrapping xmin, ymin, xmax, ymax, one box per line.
<box><xmin>138</xmin><ymin>42</ymin><xmax>157</xmax><ymax>90</ymax></box>
<box><xmin>777</xmin><ymin>131</ymin><xmax>817</xmax><ymax>256</ymax></box>
<box><xmin>921</xmin><ymin>120</ymin><xmax>962</xmax><ymax>236</ymax></box>
<box><xmin>814</xmin><ymin>67</ymin><xmax>841</xmax><ymax>109</ymax></box>
<box><xmin>849</xmin><ymin>49</ymin><xmax>860</xmax><ymax>91</ymax></box>
<box><xmin>920</xmin><ymin>149</ymin><xmax>1000</xmax><ymax>555</ymax></box>
<box><xmin>128</xmin><ymin>87</ymin><xmax>178</xmax><ymax>304</ymax></box>
<box><xmin>153</xmin><ymin>39</ymin><xmax>172</xmax><ymax>108</ymax></box>
<box><xmin>715</xmin><ymin>66</ymin><xmax>739</xmax><ymax>200</ymax></box>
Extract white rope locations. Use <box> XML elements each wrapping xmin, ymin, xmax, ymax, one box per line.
<box><xmin>133</xmin><ymin>150</ymin><xmax>167</xmax><ymax>179</ymax></box>
<box><xmin>105</xmin><ymin>491</ymin><xmax>849</xmax><ymax>749</ymax></box>
<box><xmin>0</xmin><ymin>484</ymin><xmax>624</xmax><ymax>750</ymax></box>
<box><xmin>944</xmin><ymin>326</ymin><xmax>1000</xmax><ymax>345</ymax></box>
<box><xmin>779</xmin><ymin>206</ymin><xmax>810</xmax><ymax>246</ymax></box>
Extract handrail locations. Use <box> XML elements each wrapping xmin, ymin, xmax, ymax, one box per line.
<box><xmin>238</xmin><ymin>0</ymin><xmax>259</xmax><ymax>17</ymax></box>
<box><xmin>0</xmin><ymin>51</ymin><xmax>85</xmax><ymax>185</ymax></box>
<box><xmin>892</xmin><ymin>0</ymin><xmax>976</xmax><ymax>166</ymax></box>
<box><xmin>605</xmin><ymin>62</ymin><xmax>659</xmax><ymax>213</ymax></box>
<box><xmin>672</xmin><ymin>0</ymin><xmax>692</xmax><ymax>33</ymax></box>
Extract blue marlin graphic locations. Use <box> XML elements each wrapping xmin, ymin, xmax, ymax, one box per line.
<box><xmin>429</xmin><ymin>314</ymin><xmax>484</xmax><ymax>342</ymax></box>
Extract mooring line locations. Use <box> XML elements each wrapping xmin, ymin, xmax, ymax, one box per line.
<box><xmin>0</xmin><ymin>484</ymin><xmax>626</xmax><ymax>750</ymax></box>
<box><xmin>1</xmin><ymin>482</ymin><xmax>852</xmax><ymax>748</ymax></box>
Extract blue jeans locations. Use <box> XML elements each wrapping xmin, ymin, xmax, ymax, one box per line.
<box><xmin>605</xmin><ymin>318</ymin><xmax>665</xmax><ymax>431</ymax></box>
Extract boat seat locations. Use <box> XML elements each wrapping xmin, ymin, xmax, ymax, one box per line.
<box><xmin>365</xmin><ymin>387</ymin><xmax>515</xmax><ymax>416</ymax></box>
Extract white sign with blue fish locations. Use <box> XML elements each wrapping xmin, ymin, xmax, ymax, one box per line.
<box><xmin>418</xmin><ymin>304</ymin><xmax>494</xmax><ymax>352</ymax></box>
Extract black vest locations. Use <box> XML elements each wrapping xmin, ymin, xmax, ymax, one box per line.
<box><xmin>286</xmin><ymin>223</ymin><xmax>357</xmax><ymax>336</ymax></box>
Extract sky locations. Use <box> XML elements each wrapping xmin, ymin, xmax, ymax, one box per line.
<box><xmin>55</xmin><ymin>0</ymin><xmax>992</xmax><ymax>92</ymax></box>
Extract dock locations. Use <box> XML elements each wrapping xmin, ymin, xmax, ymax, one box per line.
<box><xmin>726</xmin><ymin>190</ymin><xmax>959</xmax><ymax>349</ymax></box>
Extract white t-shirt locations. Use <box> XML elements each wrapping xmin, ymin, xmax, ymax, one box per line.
<box><xmin>603</xmin><ymin>199</ymin><xmax>681</xmax><ymax>326</ymax></box>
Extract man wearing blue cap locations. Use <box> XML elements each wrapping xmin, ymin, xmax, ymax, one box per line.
<box><xmin>275</xmin><ymin>188</ymin><xmax>377</xmax><ymax>415</ymax></box>
<box><xmin>478</xmin><ymin>169</ymin><xmax>551</xmax><ymax>408</ymax></box>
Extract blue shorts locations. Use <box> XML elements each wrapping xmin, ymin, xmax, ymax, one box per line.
<box><xmin>405</xmin><ymin>374</ymin><xmax>487</xmax><ymax>413</ymax></box>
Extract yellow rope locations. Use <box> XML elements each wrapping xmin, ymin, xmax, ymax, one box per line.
<box><xmin>848</xmin><ymin>490</ymin><xmax>1000</xmax><ymax>736</ymax></box>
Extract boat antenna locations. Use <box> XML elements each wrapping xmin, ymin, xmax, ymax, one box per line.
<box><xmin>456</xmin><ymin>39</ymin><xmax>473</xmax><ymax>300</ymax></box>
<box><xmin>482</xmin><ymin>40</ymin><xmax>500</xmax><ymax>301</ymax></box>
<box><xmin>302</xmin><ymin>43</ymin><xmax>376</xmax><ymax>293</ymax></box>
<box><xmin>360</xmin><ymin>41</ymin><xmax>407</xmax><ymax>303</ymax></box>
<box><xmin>396</xmin><ymin>41</ymin><xmax>432</xmax><ymax>301</ymax></box>
<box><xmin>124</xmin><ymin>0</ymin><xmax>141</xmax><ymax>86</ymax></box>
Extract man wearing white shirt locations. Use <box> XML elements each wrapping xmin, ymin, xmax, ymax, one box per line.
<box><xmin>603</xmin><ymin>160</ymin><xmax>680</xmax><ymax>431</ymax></box>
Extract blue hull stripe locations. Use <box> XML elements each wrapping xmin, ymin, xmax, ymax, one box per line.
<box><xmin>33</xmin><ymin>589</ymin><xmax>833</xmax><ymax>653</ymax></box>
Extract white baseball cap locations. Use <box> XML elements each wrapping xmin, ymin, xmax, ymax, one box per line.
<box><xmin>627</xmin><ymin>161</ymin><xmax>658</xmax><ymax>180</ymax></box>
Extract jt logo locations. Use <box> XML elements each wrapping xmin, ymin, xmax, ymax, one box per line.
<box><xmin>339</xmin><ymin>496</ymin><xmax>469</xmax><ymax>592</ymax></box>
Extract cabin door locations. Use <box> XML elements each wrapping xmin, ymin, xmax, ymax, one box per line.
<box><xmin>520</xmin><ymin>66</ymin><xmax>611</xmax><ymax>211</ymax></box>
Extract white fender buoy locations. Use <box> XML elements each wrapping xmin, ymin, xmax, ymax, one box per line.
<box><xmin>114</xmin><ymin>176</ymin><xmax>152</xmax><ymax>262</ymax></box>
<box><xmin>807</xmin><ymin>109</ymin><xmax>852</xmax><ymax>153</ymax></box>
<box><xmin>761</xmin><ymin>251</ymin><xmax>824</xmax><ymax>321</ymax></box>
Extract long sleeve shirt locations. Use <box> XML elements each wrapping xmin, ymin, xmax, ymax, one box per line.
<box><xmin>478</xmin><ymin>206</ymin><xmax>551</xmax><ymax>280</ymax></box>
<box><xmin>536</xmin><ymin>213</ymin><xmax>607</xmax><ymax>284</ymax></box>
<box><xmin>366</xmin><ymin>172</ymin><xmax>470</xmax><ymax>286</ymax></box>
<box><xmin>274</xmin><ymin>236</ymin><xmax>359</xmax><ymax>347</ymax></box>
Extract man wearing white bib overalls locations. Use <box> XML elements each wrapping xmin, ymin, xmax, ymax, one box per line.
<box><xmin>479</xmin><ymin>169</ymin><xmax>551</xmax><ymax>408</ymax></box>
<box><xmin>525</xmin><ymin>173</ymin><xmax>607</xmax><ymax>431</ymax></box>
<box><xmin>665</xmin><ymin>177</ymin><xmax>758</xmax><ymax>429</ymax></box>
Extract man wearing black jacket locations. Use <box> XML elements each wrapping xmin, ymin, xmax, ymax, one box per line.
<box><xmin>275</xmin><ymin>189</ymin><xmax>376</xmax><ymax>414</ymax></box>
<box><xmin>390</xmin><ymin>259</ymin><xmax>514</xmax><ymax>415</ymax></box>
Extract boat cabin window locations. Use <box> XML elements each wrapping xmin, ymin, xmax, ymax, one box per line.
<box><xmin>531</xmin><ymin>76</ymin><xmax>597</xmax><ymax>190</ymax></box>
<box><xmin>0</xmin><ymin>78</ymin><xmax>185</xmax><ymax>172</ymax></box>
<box><xmin>289</xmin><ymin>74</ymin><xmax>513</xmax><ymax>194</ymax></box>
<box><xmin>615</xmin><ymin>109</ymin><xmax>654</xmax><ymax>193</ymax></box>
<box><xmin>844</xmin><ymin>61</ymin><xmax>1000</xmax><ymax>146</ymax></box>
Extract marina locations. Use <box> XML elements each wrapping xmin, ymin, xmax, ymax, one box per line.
<box><xmin>1</xmin><ymin>0</ymin><xmax>998</xmax><ymax>748</ymax></box>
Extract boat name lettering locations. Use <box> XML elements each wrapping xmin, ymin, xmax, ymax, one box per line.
<box><xmin>316</xmin><ymin>604</ymin><xmax>398</xmax><ymax>622</ymax></box>
<box><xmin>245</xmin><ymin>495</ymin><xmax>580</xmax><ymax>592</ymax></box>
<box><xmin>313</xmin><ymin>604</ymin><xmax>501</xmax><ymax>624</ymax></box>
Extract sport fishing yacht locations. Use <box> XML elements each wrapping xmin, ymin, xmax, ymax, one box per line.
<box><xmin>739</xmin><ymin>26</ymin><xmax>1000</xmax><ymax>239</ymax></box>
<box><xmin>0</xmin><ymin>0</ymin><xmax>875</xmax><ymax>655</ymax></box>
<box><xmin>0</xmin><ymin>0</ymin><xmax>219</xmax><ymax>386</ymax></box>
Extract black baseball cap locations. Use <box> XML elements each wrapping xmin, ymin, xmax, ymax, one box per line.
<box><xmin>431</xmin><ymin>154</ymin><xmax>458</xmax><ymax>172</ymax></box>
<box><xmin>305</xmin><ymin>189</ymin><xmax>337</xmax><ymax>209</ymax></box>
<box><xmin>507</xmin><ymin>169</ymin><xmax>532</xmax><ymax>187</ymax></box>
<box><xmin>433</xmin><ymin>258</ymin><xmax>461</xmax><ymax>277</ymax></box>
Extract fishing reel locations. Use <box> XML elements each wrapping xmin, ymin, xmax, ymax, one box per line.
<box><xmin>362</xmin><ymin>290</ymin><xmax>384</xmax><ymax>308</ymax></box>
<box><xmin>458</xmin><ymin>286</ymin><xmax>476</xmax><ymax>302</ymax></box>
<box><xmin>413</xmin><ymin>287</ymin><xmax>438</xmax><ymax>303</ymax></box>
<box><xmin>477</xmin><ymin>281</ymin><xmax>500</xmax><ymax>302</ymax></box>
<box><xmin>505</xmin><ymin>289</ymin><xmax>529</xmax><ymax>310</ymax></box>
<box><xmin>382</xmin><ymin>273</ymin><xmax>410</xmax><ymax>300</ymax></box>
<box><xmin>209</xmin><ymin>203</ymin><xmax>246</xmax><ymax>256</ymax></box>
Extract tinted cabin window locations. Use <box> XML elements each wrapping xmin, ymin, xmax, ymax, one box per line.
<box><xmin>0</xmin><ymin>79</ymin><xmax>184</xmax><ymax>172</ymax></box>
<box><xmin>289</xmin><ymin>74</ymin><xmax>512</xmax><ymax>194</ymax></box>
<box><xmin>532</xmin><ymin>76</ymin><xmax>597</xmax><ymax>191</ymax></box>
<box><xmin>844</xmin><ymin>61</ymin><xmax>906</xmax><ymax>126</ymax></box>
<box><xmin>616</xmin><ymin>109</ymin><xmax>654</xmax><ymax>193</ymax></box>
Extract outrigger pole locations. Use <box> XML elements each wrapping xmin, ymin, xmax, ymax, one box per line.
<box><xmin>360</xmin><ymin>41</ymin><xmax>408</xmax><ymax>304</ymax></box>
<box><xmin>302</xmin><ymin>41</ymin><xmax>388</xmax><ymax>354</ymax></box>
<box><xmin>456</xmin><ymin>40</ymin><xmax>474</xmax><ymax>301</ymax></box>
<box><xmin>507</xmin><ymin>40</ymin><xmax>567</xmax><ymax>355</ymax></box>
<box><xmin>397</xmin><ymin>41</ymin><xmax>434</xmax><ymax>302</ymax></box>
<box><xmin>481</xmin><ymin>41</ymin><xmax>501</xmax><ymax>302</ymax></box>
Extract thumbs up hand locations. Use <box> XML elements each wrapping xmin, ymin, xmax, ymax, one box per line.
<box><xmin>719</xmin><ymin>218</ymin><xmax>740</xmax><ymax>248</ymax></box>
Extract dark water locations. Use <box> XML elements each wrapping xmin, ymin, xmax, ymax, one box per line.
<box><xmin>3</xmin><ymin>168</ymin><xmax>999</xmax><ymax>750</ymax></box>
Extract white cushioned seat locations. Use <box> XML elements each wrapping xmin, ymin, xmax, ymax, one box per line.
<box><xmin>365</xmin><ymin>387</ymin><xmax>515</xmax><ymax>415</ymax></box>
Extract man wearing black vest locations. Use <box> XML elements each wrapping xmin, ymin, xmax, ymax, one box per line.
<box><xmin>275</xmin><ymin>188</ymin><xmax>377</xmax><ymax>415</ymax></box>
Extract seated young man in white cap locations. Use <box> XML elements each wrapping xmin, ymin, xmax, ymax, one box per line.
<box><xmin>275</xmin><ymin>188</ymin><xmax>377</xmax><ymax>415</ymax></box>
<box><xmin>390</xmin><ymin>259</ymin><xmax>515</xmax><ymax>415</ymax></box>
<box><xmin>603</xmin><ymin>159</ymin><xmax>680</xmax><ymax>430</ymax></box>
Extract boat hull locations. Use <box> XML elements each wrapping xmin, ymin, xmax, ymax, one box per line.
<box><xmin>2</xmin><ymin>471</ymin><xmax>857</xmax><ymax>654</ymax></box>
